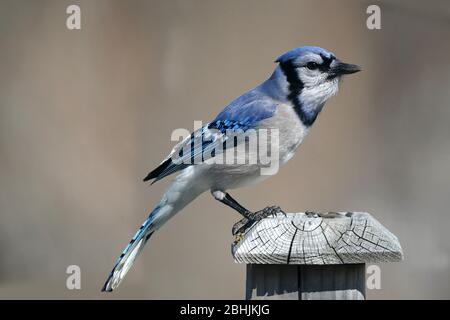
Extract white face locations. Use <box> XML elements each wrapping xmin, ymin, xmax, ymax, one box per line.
<box><xmin>296</xmin><ymin>53</ymin><xmax>340</xmax><ymax>107</ymax></box>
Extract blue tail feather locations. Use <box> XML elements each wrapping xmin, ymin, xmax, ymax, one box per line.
<box><xmin>101</xmin><ymin>207</ymin><xmax>159</xmax><ymax>292</ymax></box>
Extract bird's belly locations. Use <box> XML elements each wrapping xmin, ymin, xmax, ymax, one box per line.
<box><xmin>206</xmin><ymin>163</ymin><xmax>268</xmax><ymax>190</ymax></box>
<box><xmin>278</xmin><ymin>129</ymin><xmax>308</xmax><ymax>165</ymax></box>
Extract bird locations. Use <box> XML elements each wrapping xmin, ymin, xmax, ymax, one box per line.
<box><xmin>101</xmin><ymin>45</ymin><xmax>361</xmax><ymax>292</ymax></box>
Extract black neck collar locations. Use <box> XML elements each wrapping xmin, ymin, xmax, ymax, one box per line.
<box><xmin>278</xmin><ymin>61</ymin><xmax>319</xmax><ymax>127</ymax></box>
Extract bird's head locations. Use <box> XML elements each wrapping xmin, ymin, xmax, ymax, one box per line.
<box><xmin>269</xmin><ymin>46</ymin><xmax>361</xmax><ymax>126</ymax></box>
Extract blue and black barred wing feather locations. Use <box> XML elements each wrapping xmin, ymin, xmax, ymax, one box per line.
<box><xmin>143</xmin><ymin>125</ymin><xmax>223</xmax><ymax>183</ymax></box>
<box><xmin>143</xmin><ymin>99</ymin><xmax>277</xmax><ymax>184</ymax></box>
<box><xmin>142</xmin><ymin>123</ymin><xmax>237</xmax><ymax>183</ymax></box>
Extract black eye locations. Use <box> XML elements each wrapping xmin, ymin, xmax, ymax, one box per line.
<box><xmin>306</xmin><ymin>62</ymin><xmax>319</xmax><ymax>70</ymax></box>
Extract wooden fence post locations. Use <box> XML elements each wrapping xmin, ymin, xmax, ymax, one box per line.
<box><xmin>232</xmin><ymin>212</ymin><xmax>403</xmax><ymax>300</ymax></box>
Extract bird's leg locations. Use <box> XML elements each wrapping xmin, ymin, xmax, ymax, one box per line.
<box><xmin>212</xmin><ymin>191</ymin><xmax>252</xmax><ymax>219</ymax></box>
<box><xmin>211</xmin><ymin>190</ymin><xmax>285</xmax><ymax>235</ymax></box>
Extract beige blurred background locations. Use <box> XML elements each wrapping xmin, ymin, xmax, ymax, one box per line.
<box><xmin>0</xmin><ymin>0</ymin><xmax>449</xmax><ymax>299</ymax></box>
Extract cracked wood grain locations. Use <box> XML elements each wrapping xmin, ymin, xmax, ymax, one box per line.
<box><xmin>233</xmin><ymin>212</ymin><xmax>404</xmax><ymax>265</ymax></box>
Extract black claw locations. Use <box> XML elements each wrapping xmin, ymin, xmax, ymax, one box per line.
<box><xmin>305</xmin><ymin>210</ymin><xmax>319</xmax><ymax>218</ymax></box>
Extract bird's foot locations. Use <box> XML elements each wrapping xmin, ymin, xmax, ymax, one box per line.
<box><xmin>305</xmin><ymin>210</ymin><xmax>320</xmax><ymax>218</ymax></box>
<box><xmin>232</xmin><ymin>206</ymin><xmax>286</xmax><ymax>237</ymax></box>
<box><xmin>249</xmin><ymin>206</ymin><xmax>286</xmax><ymax>221</ymax></box>
<box><xmin>304</xmin><ymin>210</ymin><xmax>341</xmax><ymax>218</ymax></box>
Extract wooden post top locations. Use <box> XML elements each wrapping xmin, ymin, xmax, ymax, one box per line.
<box><xmin>232</xmin><ymin>212</ymin><xmax>404</xmax><ymax>265</ymax></box>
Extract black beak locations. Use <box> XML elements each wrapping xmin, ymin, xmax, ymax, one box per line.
<box><xmin>329</xmin><ymin>61</ymin><xmax>361</xmax><ymax>78</ymax></box>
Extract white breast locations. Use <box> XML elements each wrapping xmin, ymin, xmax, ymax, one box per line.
<box><xmin>259</xmin><ymin>103</ymin><xmax>310</xmax><ymax>166</ymax></box>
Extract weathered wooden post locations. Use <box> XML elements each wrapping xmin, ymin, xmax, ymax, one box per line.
<box><xmin>232</xmin><ymin>212</ymin><xmax>403</xmax><ymax>300</ymax></box>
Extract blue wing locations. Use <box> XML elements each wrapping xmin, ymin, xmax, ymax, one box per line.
<box><xmin>213</xmin><ymin>90</ymin><xmax>277</xmax><ymax>126</ymax></box>
<box><xmin>143</xmin><ymin>91</ymin><xmax>277</xmax><ymax>183</ymax></box>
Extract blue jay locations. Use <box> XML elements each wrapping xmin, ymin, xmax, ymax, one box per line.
<box><xmin>102</xmin><ymin>46</ymin><xmax>360</xmax><ymax>292</ymax></box>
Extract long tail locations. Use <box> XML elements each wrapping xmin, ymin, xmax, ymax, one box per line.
<box><xmin>101</xmin><ymin>168</ymin><xmax>206</xmax><ymax>292</ymax></box>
